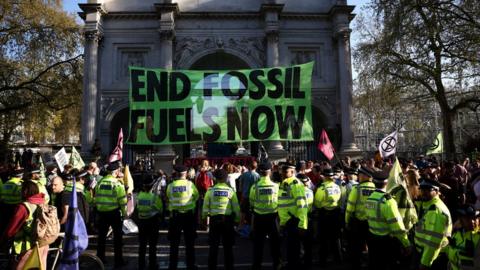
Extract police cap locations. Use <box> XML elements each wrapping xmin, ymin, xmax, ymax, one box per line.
<box><xmin>213</xmin><ymin>168</ymin><xmax>227</xmax><ymax>180</ymax></box>
<box><xmin>174</xmin><ymin>165</ymin><xmax>188</xmax><ymax>173</ymax></box>
<box><xmin>419</xmin><ymin>178</ymin><xmax>441</xmax><ymax>191</ymax></box>
<box><xmin>297</xmin><ymin>174</ymin><xmax>310</xmax><ymax>183</ymax></box>
<box><xmin>29</xmin><ymin>169</ymin><xmax>41</xmax><ymax>174</ymax></box>
<box><xmin>322</xmin><ymin>168</ymin><xmax>334</xmax><ymax>176</ymax></box>
<box><xmin>281</xmin><ymin>162</ymin><xmax>296</xmax><ymax>171</ymax></box>
<box><xmin>13</xmin><ymin>169</ymin><xmax>24</xmax><ymax>177</ymax></box>
<box><xmin>258</xmin><ymin>162</ymin><xmax>272</xmax><ymax>172</ymax></box>
<box><xmin>371</xmin><ymin>171</ymin><xmax>389</xmax><ymax>183</ymax></box>
<box><xmin>456</xmin><ymin>204</ymin><xmax>479</xmax><ymax>218</ymax></box>
<box><xmin>345</xmin><ymin>167</ymin><xmax>358</xmax><ymax>175</ymax></box>
<box><xmin>106</xmin><ymin>162</ymin><xmax>120</xmax><ymax>172</ymax></box>
<box><xmin>358</xmin><ymin>166</ymin><xmax>373</xmax><ymax>177</ymax></box>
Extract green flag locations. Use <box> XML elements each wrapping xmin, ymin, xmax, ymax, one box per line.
<box><xmin>387</xmin><ymin>157</ymin><xmax>418</xmax><ymax>230</ymax></box>
<box><xmin>426</xmin><ymin>132</ymin><xmax>443</xmax><ymax>155</ymax></box>
<box><xmin>70</xmin><ymin>146</ymin><xmax>85</xmax><ymax>170</ymax></box>
<box><xmin>386</xmin><ymin>158</ymin><xmax>404</xmax><ymax>192</ymax></box>
<box><xmin>38</xmin><ymin>156</ymin><xmax>46</xmax><ymax>179</ymax></box>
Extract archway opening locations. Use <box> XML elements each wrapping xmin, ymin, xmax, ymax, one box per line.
<box><xmin>180</xmin><ymin>51</ymin><xmax>258</xmax><ymax>160</ymax></box>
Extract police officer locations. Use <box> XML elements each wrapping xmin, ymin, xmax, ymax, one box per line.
<box><xmin>345</xmin><ymin>166</ymin><xmax>375</xmax><ymax>269</ymax></box>
<box><xmin>365</xmin><ymin>171</ymin><xmax>411</xmax><ymax>270</ymax></box>
<box><xmin>202</xmin><ymin>168</ymin><xmax>240</xmax><ymax>270</ymax></box>
<box><xmin>27</xmin><ymin>168</ymin><xmax>50</xmax><ymax>204</ymax></box>
<box><xmin>94</xmin><ymin>162</ymin><xmax>128</xmax><ymax>267</ymax></box>
<box><xmin>249</xmin><ymin>162</ymin><xmax>280</xmax><ymax>269</ymax></box>
<box><xmin>0</xmin><ymin>169</ymin><xmax>23</xmax><ymax>235</ymax></box>
<box><xmin>166</xmin><ymin>165</ymin><xmax>199</xmax><ymax>270</ymax></box>
<box><xmin>314</xmin><ymin>168</ymin><xmax>342</xmax><ymax>266</ymax></box>
<box><xmin>278</xmin><ymin>163</ymin><xmax>308</xmax><ymax>269</ymax></box>
<box><xmin>136</xmin><ymin>176</ymin><xmax>163</xmax><ymax>270</ymax></box>
<box><xmin>446</xmin><ymin>204</ymin><xmax>479</xmax><ymax>270</ymax></box>
<box><xmin>415</xmin><ymin>179</ymin><xmax>452</xmax><ymax>270</ymax></box>
<box><xmin>298</xmin><ymin>173</ymin><xmax>314</xmax><ymax>267</ymax></box>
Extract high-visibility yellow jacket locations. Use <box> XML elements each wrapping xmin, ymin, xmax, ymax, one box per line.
<box><xmin>13</xmin><ymin>202</ymin><xmax>37</xmax><ymax>255</ymax></box>
<box><xmin>414</xmin><ymin>196</ymin><xmax>452</xmax><ymax>267</ymax></box>
<box><xmin>446</xmin><ymin>228</ymin><xmax>480</xmax><ymax>270</ymax></box>
<box><xmin>202</xmin><ymin>183</ymin><xmax>240</xmax><ymax>222</ymax></box>
<box><xmin>305</xmin><ymin>186</ymin><xmax>314</xmax><ymax>213</ymax></box>
<box><xmin>0</xmin><ymin>177</ymin><xmax>22</xmax><ymax>204</ymax></box>
<box><xmin>166</xmin><ymin>179</ymin><xmax>199</xmax><ymax>213</ymax></box>
<box><xmin>365</xmin><ymin>190</ymin><xmax>410</xmax><ymax>247</ymax></box>
<box><xmin>32</xmin><ymin>180</ymin><xmax>49</xmax><ymax>205</ymax></box>
<box><xmin>314</xmin><ymin>178</ymin><xmax>341</xmax><ymax>210</ymax></box>
<box><xmin>249</xmin><ymin>176</ymin><xmax>279</xmax><ymax>215</ymax></box>
<box><xmin>136</xmin><ymin>191</ymin><xmax>163</xmax><ymax>219</ymax></box>
<box><xmin>278</xmin><ymin>176</ymin><xmax>308</xmax><ymax>230</ymax></box>
<box><xmin>94</xmin><ymin>175</ymin><xmax>128</xmax><ymax>216</ymax></box>
<box><xmin>345</xmin><ymin>181</ymin><xmax>375</xmax><ymax>224</ymax></box>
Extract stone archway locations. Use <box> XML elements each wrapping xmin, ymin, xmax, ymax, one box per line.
<box><xmin>175</xmin><ymin>50</ymin><xmax>260</xmax><ymax>160</ymax></box>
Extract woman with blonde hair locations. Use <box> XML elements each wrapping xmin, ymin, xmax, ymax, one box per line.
<box><xmin>405</xmin><ymin>169</ymin><xmax>420</xmax><ymax>200</ymax></box>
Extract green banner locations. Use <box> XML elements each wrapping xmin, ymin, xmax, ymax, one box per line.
<box><xmin>127</xmin><ymin>62</ymin><xmax>314</xmax><ymax>145</ymax></box>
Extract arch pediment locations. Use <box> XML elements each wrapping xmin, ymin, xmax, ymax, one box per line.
<box><xmin>174</xmin><ymin>36</ymin><xmax>265</xmax><ymax>69</ymax></box>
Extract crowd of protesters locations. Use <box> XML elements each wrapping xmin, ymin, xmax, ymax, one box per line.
<box><xmin>0</xmin><ymin>150</ymin><xmax>479</xmax><ymax>270</ymax></box>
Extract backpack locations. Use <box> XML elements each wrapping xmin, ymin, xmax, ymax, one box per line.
<box><xmin>195</xmin><ymin>170</ymin><xmax>212</xmax><ymax>194</ymax></box>
<box><xmin>33</xmin><ymin>204</ymin><xmax>60</xmax><ymax>247</ymax></box>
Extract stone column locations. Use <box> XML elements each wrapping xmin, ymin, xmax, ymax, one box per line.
<box><xmin>154</xmin><ymin>2</ymin><xmax>178</xmax><ymax>172</ymax></box>
<box><xmin>79</xmin><ymin>3</ymin><xmax>104</xmax><ymax>159</ymax></box>
<box><xmin>262</xmin><ymin>2</ymin><xmax>287</xmax><ymax>162</ymax></box>
<box><xmin>336</xmin><ymin>28</ymin><xmax>361</xmax><ymax>156</ymax></box>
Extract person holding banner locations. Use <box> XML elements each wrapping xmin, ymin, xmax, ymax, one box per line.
<box><xmin>94</xmin><ymin>162</ymin><xmax>128</xmax><ymax>267</ymax></box>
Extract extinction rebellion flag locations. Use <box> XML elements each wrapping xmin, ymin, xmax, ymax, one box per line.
<box><xmin>127</xmin><ymin>63</ymin><xmax>314</xmax><ymax>145</ymax></box>
<box><xmin>378</xmin><ymin>131</ymin><xmax>398</xmax><ymax>158</ymax></box>
<box><xmin>426</xmin><ymin>132</ymin><xmax>443</xmax><ymax>155</ymax></box>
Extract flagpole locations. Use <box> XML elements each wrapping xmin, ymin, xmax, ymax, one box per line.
<box><xmin>333</xmin><ymin>151</ymin><xmax>345</xmax><ymax>169</ymax></box>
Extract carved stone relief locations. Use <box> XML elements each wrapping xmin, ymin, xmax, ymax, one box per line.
<box><xmin>174</xmin><ymin>36</ymin><xmax>265</xmax><ymax>67</ymax></box>
<box><xmin>101</xmin><ymin>96</ymin><xmax>126</xmax><ymax>121</ymax></box>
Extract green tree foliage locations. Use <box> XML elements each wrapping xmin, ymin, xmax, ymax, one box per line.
<box><xmin>355</xmin><ymin>0</ymin><xmax>480</xmax><ymax>158</ymax></box>
<box><xmin>0</xmin><ymin>0</ymin><xmax>83</xmax><ymax>158</ymax></box>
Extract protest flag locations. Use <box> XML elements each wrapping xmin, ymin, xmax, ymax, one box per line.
<box><xmin>69</xmin><ymin>146</ymin><xmax>85</xmax><ymax>170</ymax></box>
<box><xmin>24</xmin><ymin>243</ymin><xmax>44</xmax><ymax>270</ymax></box>
<box><xmin>387</xmin><ymin>157</ymin><xmax>418</xmax><ymax>230</ymax></box>
<box><xmin>124</xmin><ymin>165</ymin><xmax>135</xmax><ymax>216</ymax></box>
<box><xmin>58</xmin><ymin>177</ymin><xmax>89</xmax><ymax>270</ymax></box>
<box><xmin>317</xmin><ymin>129</ymin><xmax>334</xmax><ymax>160</ymax></box>
<box><xmin>426</xmin><ymin>132</ymin><xmax>443</xmax><ymax>155</ymax></box>
<box><xmin>109</xmin><ymin>128</ymin><xmax>123</xmax><ymax>163</ymax></box>
<box><xmin>378</xmin><ymin>131</ymin><xmax>398</xmax><ymax>158</ymax></box>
